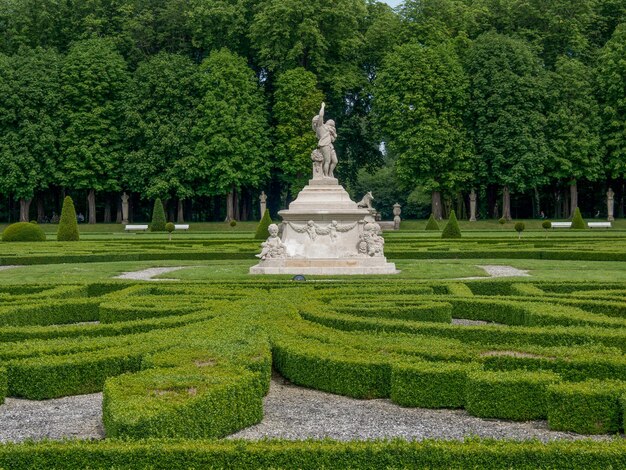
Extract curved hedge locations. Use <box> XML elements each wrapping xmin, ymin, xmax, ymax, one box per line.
<box><xmin>1</xmin><ymin>278</ymin><xmax>626</xmax><ymax>466</ymax></box>
<box><xmin>1</xmin><ymin>222</ymin><xmax>46</xmax><ymax>242</ymax></box>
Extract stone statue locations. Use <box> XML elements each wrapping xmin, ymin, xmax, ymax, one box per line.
<box><xmin>393</xmin><ymin>203</ymin><xmax>401</xmax><ymax>230</ymax></box>
<box><xmin>259</xmin><ymin>191</ymin><xmax>267</xmax><ymax>217</ymax></box>
<box><xmin>121</xmin><ymin>192</ymin><xmax>129</xmax><ymax>224</ymax></box>
<box><xmin>357</xmin><ymin>192</ymin><xmax>374</xmax><ymax>210</ymax></box>
<box><xmin>256</xmin><ymin>224</ymin><xmax>286</xmax><ymax>260</ymax></box>
<box><xmin>311</xmin><ymin>149</ymin><xmax>324</xmax><ymax>179</ymax></box>
<box><xmin>469</xmin><ymin>189</ymin><xmax>477</xmax><ymax>222</ymax></box>
<box><xmin>359</xmin><ymin>218</ymin><xmax>385</xmax><ymax>257</ymax></box>
<box><xmin>288</xmin><ymin>220</ymin><xmax>357</xmax><ymax>242</ymax></box>
<box><xmin>312</xmin><ymin>102</ymin><xmax>337</xmax><ymax>178</ymax></box>
<box><xmin>607</xmin><ymin>187</ymin><xmax>615</xmax><ymax>222</ymax></box>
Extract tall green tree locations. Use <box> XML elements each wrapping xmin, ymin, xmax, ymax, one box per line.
<box><xmin>124</xmin><ymin>52</ymin><xmax>200</xmax><ymax>222</ymax></box>
<box><xmin>472</xmin><ymin>0</ymin><xmax>595</xmax><ymax>67</ymax></box>
<box><xmin>546</xmin><ymin>56</ymin><xmax>602</xmax><ymax>216</ymax></box>
<box><xmin>193</xmin><ymin>48</ymin><xmax>271</xmax><ymax>221</ymax></box>
<box><xmin>60</xmin><ymin>38</ymin><xmax>129</xmax><ymax>224</ymax></box>
<box><xmin>273</xmin><ymin>68</ymin><xmax>324</xmax><ymax>197</ymax></box>
<box><xmin>249</xmin><ymin>0</ymin><xmax>366</xmax><ymax>95</ymax></box>
<box><xmin>0</xmin><ymin>48</ymin><xmax>62</xmax><ymax>221</ymax></box>
<box><xmin>597</xmin><ymin>23</ymin><xmax>626</xmax><ymax>183</ymax></box>
<box><xmin>374</xmin><ymin>41</ymin><xmax>474</xmax><ymax>220</ymax></box>
<box><xmin>466</xmin><ymin>32</ymin><xmax>549</xmax><ymax>221</ymax></box>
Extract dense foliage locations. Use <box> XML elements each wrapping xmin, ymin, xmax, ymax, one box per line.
<box><xmin>0</xmin><ymin>0</ymin><xmax>624</xmax><ymax>223</ymax></box>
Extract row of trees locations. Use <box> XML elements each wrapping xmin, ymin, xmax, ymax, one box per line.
<box><xmin>0</xmin><ymin>0</ymin><xmax>625</xmax><ymax>222</ymax></box>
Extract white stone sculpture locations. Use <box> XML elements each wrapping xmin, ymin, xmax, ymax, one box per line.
<box><xmin>259</xmin><ymin>191</ymin><xmax>267</xmax><ymax>217</ymax></box>
<box><xmin>256</xmin><ymin>224</ymin><xmax>286</xmax><ymax>260</ymax></box>
<box><xmin>121</xmin><ymin>192</ymin><xmax>129</xmax><ymax>224</ymax></box>
<box><xmin>393</xmin><ymin>203</ymin><xmax>401</xmax><ymax>230</ymax></box>
<box><xmin>469</xmin><ymin>189</ymin><xmax>477</xmax><ymax>222</ymax></box>
<box><xmin>357</xmin><ymin>192</ymin><xmax>374</xmax><ymax>209</ymax></box>
<box><xmin>249</xmin><ymin>102</ymin><xmax>397</xmax><ymax>275</ymax></box>
<box><xmin>607</xmin><ymin>188</ymin><xmax>615</xmax><ymax>222</ymax></box>
<box><xmin>311</xmin><ymin>102</ymin><xmax>337</xmax><ymax>178</ymax></box>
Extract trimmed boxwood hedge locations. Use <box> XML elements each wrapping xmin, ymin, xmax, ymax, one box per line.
<box><xmin>547</xmin><ymin>380</ymin><xmax>626</xmax><ymax>434</ymax></box>
<box><xmin>1</xmin><ymin>439</ymin><xmax>626</xmax><ymax>469</ymax></box>
<box><xmin>4</xmin><ymin>278</ymin><xmax>626</xmax><ymax>452</ymax></box>
<box><xmin>103</xmin><ymin>365</ymin><xmax>264</xmax><ymax>438</ymax></box>
<box><xmin>465</xmin><ymin>370</ymin><xmax>560</xmax><ymax>420</ymax></box>
<box><xmin>391</xmin><ymin>361</ymin><xmax>478</xmax><ymax>408</ymax></box>
<box><xmin>0</xmin><ymin>367</ymin><xmax>6</xmax><ymax>404</ymax></box>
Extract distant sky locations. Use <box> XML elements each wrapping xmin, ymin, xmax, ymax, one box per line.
<box><xmin>382</xmin><ymin>0</ymin><xmax>403</xmax><ymax>7</ymax></box>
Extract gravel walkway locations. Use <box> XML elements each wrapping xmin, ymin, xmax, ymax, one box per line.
<box><xmin>456</xmin><ymin>265</ymin><xmax>530</xmax><ymax>280</ymax></box>
<box><xmin>230</xmin><ymin>376</ymin><xmax>605</xmax><ymax>442</ymax></box>
<box><xmin>0</xmin><ymin>394</ymin><xmax>104</xmax><ymax>443</ymax></box>
<box><xmin>0</xmin><ymin>266</ymin><xmax>19</xmax><ymax>272</ymax></box>
<box><xmin>0</xmin><ymin>377</ymin><xmax>610</xmax><ymax>443</ymax></box>
<box><xmin>114</xmin><ymin>266</ymin><xmax>186</xmax><ymax>281</ymax></box>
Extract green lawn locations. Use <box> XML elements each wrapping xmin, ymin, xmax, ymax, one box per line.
<box><xmin>1</xmin><ymin>258</ymin><xmax>625</xmax><ymax>284</ymax></box>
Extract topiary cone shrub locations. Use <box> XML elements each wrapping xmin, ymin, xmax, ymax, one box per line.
<box><xmin>57</xmin><ymin>196</ymin><xmax>80</xmax><ymax>241</ymax></box>
<box><xmin>571</xmin><ymin>207</ymin><xmax>586</xmax><ymax>229</ymax></box>
<box><xmin>425</xmin><ymin>214</ymin><xmax>440</xmax><ymax>231</ymax></box>
<box><xmin>2</xmin><ymin>222</ymin><xmax>46</xmax><ymax>242</ymax></box>
<box><xmin>150</xmin><ymin>198</ymin><xmax>167</xmax><ymax>232</ymax></box>
<box><xmin>255</xmin><ymin>209</ymin><xmax>273</xmax><ymax>239</ymax></box>
<box><xmin>441</xmin><ymin>210</ymin><xmax>462</xmax><ymax>239</ymax></box>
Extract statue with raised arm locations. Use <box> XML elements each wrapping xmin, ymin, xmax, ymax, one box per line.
<box><xmin>312</xmin><ymin>102</ymin><xmax>337</xmax><ymax>178</ymax></box>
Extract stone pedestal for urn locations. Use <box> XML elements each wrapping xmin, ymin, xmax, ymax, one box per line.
<box><xmin>250</xmin><ymin>177</ymin><xmax>397</xmax><ymax>275</ymax></box>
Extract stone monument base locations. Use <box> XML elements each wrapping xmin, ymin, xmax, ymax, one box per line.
<box><xmin>249</xmin><ymin>257</ymin><xmax>398</xmax><ymax>275</ymax></box>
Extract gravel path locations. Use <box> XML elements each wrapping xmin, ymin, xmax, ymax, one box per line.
<box><xmin>113</xmin><ymin>266</ymin><xmax>186</xmax><ymax>281</ymax></box>
<box><xmin>456</xmin><ymin>265</ymin><xmax>530</xmax><ymax>280</ymax></box>
<box><xmin>230</xmin><ymin>376</ymin><xmax>605</xmax><ymax>442</ymax></box>
<box><xmin>0</xmin><ymin>266</ymin><xmax>19</xmax><ymax>272</ymax></box>
<box><xmin>0</xmin><ymin>377</ymin><xmax>610</xmax><ymax>443</ymax></box>
<box><xmin>0</xmin><ymin>394</ymin><xmax>104</xmax><ymax>443</ymax></box>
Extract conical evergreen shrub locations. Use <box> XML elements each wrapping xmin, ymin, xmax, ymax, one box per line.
<box><xmin>571</xmin><ymin>207</ymin><xmax>586</xmax><ymax>229</ymax></box>
<box><xmin>425</xmin><ymin>213</ymin><xmax>440</xmax><ymax>231</ymax></box>
<box><xmin>441</xmin><ymin>210</ymin><xmax>462</xmax><ymax>238</ymax></box>
<box><xmin>57</xmin><ymin>196</ymin><xmax>80</xmax><ymax>241</ymax></box>
<box><xmin>255</xmin><ymin>209</ymin><xmax>273</xmax><ymax>239</ymax></box>
<box><xmin>150</xmin><ymin>198</ymin><xmax>167</xmax><ymax>232</ymax></box>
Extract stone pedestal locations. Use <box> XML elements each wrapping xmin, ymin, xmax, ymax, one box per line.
<box><xmin>250</xmin><ymin>178</ymin><xmax>397</xmax><ymax>275</ymax></box>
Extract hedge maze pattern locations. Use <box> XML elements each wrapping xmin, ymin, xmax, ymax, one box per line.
<box><xmin>1</xmin><ymin>279</ymin><xmax>626</xmax><ymax>441</ymax></box>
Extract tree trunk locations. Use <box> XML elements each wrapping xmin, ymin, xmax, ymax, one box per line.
<box><xmin>563</xmin><ymin>190</ymin><xmax>569</xmax><ymax>221</ymax></box>
<box><xmin>431</xmin><ymin>190</ymin><xmax>443</xmax><ymax>220</ymax></box>
<box><xmin>19</xmin><ymin>198</ymin><xmax>32</xmax><ymax>222</ymax></box>
<box><xmin>177</xmin><ymin>199</ymin><xmax>184</xmax><ymax>223</ymax></box>
<box><xmin>234</xmin><ymin>188</ymin><xmax>240</xmax><ymax>221</ymax></box>
<box><xmin>87</xmin><ymin>189</ymin><xmax>96</xmax><ymax>224</ymax></box>
<box><xmin>502</xmin><ymin>186</ymin><xmax>512</xmax><ymax>221</ymax></box>
<box><xmin>225</xmin><ymin>187</ymin><xmax>235</xmax><ymax>222</ymax></box>
<box><xmin>103</xmin><ymin>196</ymin><xmax>112</xmax><ymax>223</ymax></box>
<box><xmin>37</xmin><ymin>196</ymin><xmax>45</xmax><ymax>223</ymax></box>
<box><xmin>569</xmin><ymin>180</ymin><xmax>578</xmax><ymax>219</ymax></box>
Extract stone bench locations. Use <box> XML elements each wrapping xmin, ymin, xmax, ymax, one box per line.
<box><xmin>588</xmin><ymin>222</ymin><xmax>612</xmax><ymax>229</ymax></box>
<box><xmin>174</xmin><ymin>224</ymin><xmax>190</xmax><ymax>231</ymax></box>
<box><xmin>124</xmin><ymin>224</ymin><xmax>148</xmax><ymax>231</ymax></box>
<box><xmin>551</xmin><ymin>222</ymin><xmax>572</xmax><ymax>228</ymax></box>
